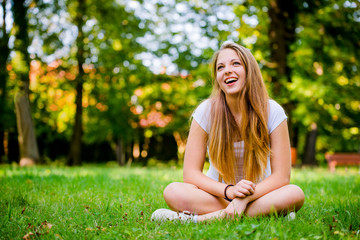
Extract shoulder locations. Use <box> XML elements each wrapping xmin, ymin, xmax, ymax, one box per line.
<box><xmin>268</xmin><ymin>99</ymin><xmax>288</xmax><ymax>134</ymax></box>
<box><xmin>192</xmin><ymin>99</ymin><xmax>211</xmax><ymax>133</ymax></box>
<box><xmin>195</xmin><ymin>99</ymin><xmax>211</xmax><ymax>112</ymax></box>
<box><xmin>268</xmin><ymin>99</ymin><xmax>285</xmax><ymax>113</ymax></box>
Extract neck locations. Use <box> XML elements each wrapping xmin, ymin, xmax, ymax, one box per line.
<box><xmin>225</xmin><ymin>95</ymin><xmax>240</xmax><ymax>119</ymax></box>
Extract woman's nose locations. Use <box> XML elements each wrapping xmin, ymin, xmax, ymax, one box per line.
<box><xmin>224</xmin><ymin>65</ymin><xmax>232</xmax><ymax>74</ymax></box>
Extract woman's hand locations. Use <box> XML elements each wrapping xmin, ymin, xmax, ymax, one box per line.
<box><xmin>227</xmin><ymin>180</ymin><xmax>256</xmax><ymax>199</ymax></box>
<box><xmin>224</xmin><ymin>197</ymin><xmax>250</xmax><ymax>218</ymax></box>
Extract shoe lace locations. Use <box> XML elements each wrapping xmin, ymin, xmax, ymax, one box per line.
<box><xmin>178</xmin><ymin>210</ymin><xmax>193</xmax><ymax>220</ymax></box>
<box><xmin>182</xmin><ymin>210</ymin><xmax>191</xmax><ymax>215</ymax></box>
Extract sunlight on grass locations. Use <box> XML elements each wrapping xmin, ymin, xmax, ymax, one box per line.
<box><xmin>0</xmin><ymin>165</ymin><xmax>359</xmax><ymax>239</ymax></box>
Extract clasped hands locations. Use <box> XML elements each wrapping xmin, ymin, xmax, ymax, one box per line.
<box><xmin>226</xmin><ymin>179</ymin><xmax>256</xmax><ymax>200</ymax></box>
<box><xmin>224</xmin><ymin>179</ymin><xmax>256</xmax><ymax>218</ymax></box>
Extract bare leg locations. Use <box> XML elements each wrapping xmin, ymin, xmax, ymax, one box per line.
<box><xmin>163</xmin><ymin>182</ymin><xmax>228</xmax><ymax>215</ymax></box>
<box><xmin>197</xmin><ymin>184</ymin><xmax>304</xmax><ymax>221</ymax></box>
<box><xmin>164</xmin><ymin>182</ymin><xmax>304</xmax><ymax>222</ymax></box>
<box><xmin>244</xmin><ymin>184</ymin><xmax>304</xmax><ymax>217</ymax></box>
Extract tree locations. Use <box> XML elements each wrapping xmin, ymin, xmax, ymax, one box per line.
<box><xmin>81</xmin><ymin>0</ymin><xmax>149</xmax><ymax>165</ymax></box>
<box><xmin>12</xmin><ymin>0</ymin><xmax>40</xmax><ymax>165</ymax></box>
<box><xmin>3</xmin><ymin>0</ymin><xmax>359</xmax><ymax>166</ymax></box>
<box><xmin>267</xmin><ymin>0</ymin><xmax>298</xmax><ymax>141</ymax></box>
<box><xmin>289</xmin><ymin>0</ymin><xmax>360</xmax><ymax>162</ymax></box>
<box><xmin>67</xmin><ymin>0</ymin><xmax>86</xmax><ymax>166</ymax></box>
<box><xmin>0</xmin><ymin>0</ymin><xmax>10</xmax><ymax>162</ymax></box>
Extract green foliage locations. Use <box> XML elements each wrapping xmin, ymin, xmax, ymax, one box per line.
<box><xmin>1</xmin><ymin>0</ymin><xmax>359</xmax><ymax>163</ymax></box>
<box><xmin>0</xmin><ymin>165</ymin><xmax>359</xmax><ymax>239</ymax></box>
<box><xmin>288</xmin><ymin>0</ymin><xmax>360</xmax><ymax>155</ymax></box>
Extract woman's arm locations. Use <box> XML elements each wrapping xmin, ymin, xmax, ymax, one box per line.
<box><xmin>225</xmin><ymin>120</ymin><xmax>291</xmax><ymax>215</ymax></box>
<box><xmin>250</xmin><ymin>119</ymin><xmax>291</xmax><ymax>198</ymax></box>
<box><xmin>183</xmin><ymin>119</ymin><xmax>232</xmax><ymax>199</ymax></box>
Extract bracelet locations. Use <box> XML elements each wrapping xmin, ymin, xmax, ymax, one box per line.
<box><xmin>224</xmin><ymin>184</ymin><xmax>234</xmax><ymax>201</ymax></box>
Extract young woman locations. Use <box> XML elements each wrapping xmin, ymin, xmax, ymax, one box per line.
<box><xmin>151</xmin><ymin>42</ymin><xmax>304</xmax><ymax>223</ymax></box>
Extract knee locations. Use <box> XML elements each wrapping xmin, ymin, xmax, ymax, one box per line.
<box><xmin>288</xmin><ymin>184</ymin><xmax>305</xmax><ymax>211</ymax></box>
<box><xmin>163</xmin><ymin>182</ymin><xmax>178</xmax><ymax>202</ymax></box>
<box><xmin>163</xmin><ymin>182</ymin><xmax>193</xmax><ymax>211</ymax></box>
<box><xmin>163</xmin><ymin>182</ymin><xmax>185</xmax><ymax>208</ymax></box>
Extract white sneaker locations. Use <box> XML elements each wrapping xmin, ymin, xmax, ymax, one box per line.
<box><xmin>286</xmin><ymin>212</ymin><xmax>296</xmax><ymax>220</ymax></box>
<box><xmin>151</xmin><ymin>208</ymin><xmax>194</xmax><ymax>222</ymax></box>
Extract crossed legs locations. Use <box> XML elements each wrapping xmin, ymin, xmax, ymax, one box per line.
<box><xmin>163</xmin><ymin>182</ymin><xmax>304</xmax><ymax>222</ymax></box>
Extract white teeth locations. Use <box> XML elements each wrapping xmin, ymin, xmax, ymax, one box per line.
<box><xmin>225</xmin><ymin>78</ymin><xmax>237</xmax><ymax>84</ymax></box>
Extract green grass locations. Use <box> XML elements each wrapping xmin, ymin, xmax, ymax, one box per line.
<box><xmin>0</xmin><ymin>165</ymin><xmax>359</xmax><ymax>239</ymax></box>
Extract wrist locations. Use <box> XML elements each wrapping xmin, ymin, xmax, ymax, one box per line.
<box><xmin>224</xmin><ymin>184</ymin><xmax>234</xmax><ymax>201</ymax></box>
<box><xmin>238</xmin><ymin>195</ymin><xmax>251</xmax><ymax>204</ymax></box>
<box><xmin>232</xmin><ymin>196</ymin><xmax>251</xmax><ymax>206</ymax></box>
<box><xmin>243</xmin><ymin>196</ymin><xmax>251</xmax><ymax>203</ymax></box>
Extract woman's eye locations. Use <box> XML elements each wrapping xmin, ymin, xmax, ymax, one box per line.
<box><xmin>234</xmin><ymin>61</ymin><xmax>241</xmax><ymax>66</ymax></box>
<box><xmin>217</xmin><ymin>66</ymin><xmax>224</xmax><ymax>71</ymax></box>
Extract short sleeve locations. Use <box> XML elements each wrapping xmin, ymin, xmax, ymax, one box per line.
<box><xmin>268</xmin><ymin>100</ymin><xmax>287</xmax><ymax>134</ymax></box>
<box><xmin>192</xmin><ymin>99</ymin><xmax>211</xmax><ymax>133</ymax></box>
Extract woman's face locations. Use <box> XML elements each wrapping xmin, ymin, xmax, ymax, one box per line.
<box><xmin>216</xmin><ymin>48</ymin><xmax>246</xmax><ymax>98</ymax></box>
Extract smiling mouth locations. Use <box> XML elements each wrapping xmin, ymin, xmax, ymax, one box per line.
<box><xmin>225</xmin><ymin>78</ymin><xmax>238</xmax><ymax>84</ymax></box>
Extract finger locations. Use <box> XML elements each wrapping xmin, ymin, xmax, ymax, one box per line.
<box><xmin>234</xmin><ymin>192</ymin><xmax>246</xmax><ymax>198</ymax></box>
<box><xmin>240</xmin><ymin>179</ymin><xmax>255</xmax><ymax>186</ymax></box>
<box><xmin>242</xmin><ymin>181</ymin><xmax>256</xmax><ymax>189</ymax></box>
<box><xmin>238</xmin><ymin>180</ymin><xmax>255</xmax><ymax>191</ymax></box>
<box><xmin>237</xmin><ymin>187</ymin><xmax>251</xmax><ymax>195</ymax></box>
<box><xmin>239</xmin><ymin>182</ymin><xmax>255</xmax><ymax>193</ymax></box>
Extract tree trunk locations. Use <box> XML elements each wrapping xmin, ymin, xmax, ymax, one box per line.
<box><xmin>116</xmin><ymin>137</ymin><xmax>126</xmax><ymax>166</ymax></box>
<box><xmin>67</xmin><ymin>74</ymin><xmax>84</xmax><ymax>166</ymax></box>
<box><xmin>15</xmin><ymin>86</ymin><xmax>40</xmax><ymax>165</ymax></box>
<box><xmin>12</xmin><ymin>0</ymin><xmax>40</xmax><ymax>165</ymax></box>
<box><xmin>173</xmin><ymin>131</ymin><xmax>186</xmax><ymax>163</ymax></box>
<box><xmin>268</xmin><ymin>0</ymin><xmax>298</xmax><ymax>147</ymax></box>
<box><xmin>0</xmin><ymin>0</ymin><xmax>10</xmax><ymax>162</ymax></box>
<box><xmin>67</xmin><ymin>0</ymin><xmax>86</xmax><ymax>166</ymax></box>
<box><xmin>303</xmin><ymin>123</ymin><xmax>318</xmax><ymax>165</ymax></box>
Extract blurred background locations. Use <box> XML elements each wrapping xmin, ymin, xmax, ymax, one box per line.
<box><xmin>0</xmin><ymin>0</ymin><xmax>359</xmax><ymax>167</ymax></box>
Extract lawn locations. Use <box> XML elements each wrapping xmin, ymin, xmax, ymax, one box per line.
<box><xmin>0</xmin><ymin>164</ymin><xmax>359</xmax><ymax>239</ymax></box>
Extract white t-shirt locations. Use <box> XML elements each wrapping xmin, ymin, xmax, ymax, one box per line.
<box><xmin>192</xmin><ymin>99</ymin><xmax>287</xmax><ymax>183</ymax></box>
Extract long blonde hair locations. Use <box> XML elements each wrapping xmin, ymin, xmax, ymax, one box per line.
<box><xmin>208</xmin><ymin>43</ymin><xmax>270</xmax><ymax>184</ymax></box>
